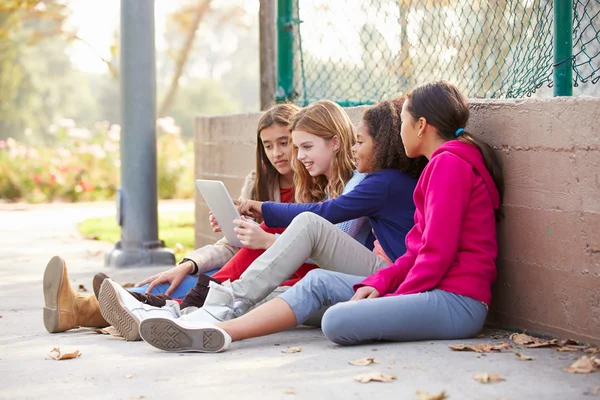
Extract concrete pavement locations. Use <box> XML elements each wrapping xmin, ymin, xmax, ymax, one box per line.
<box><xmin>0</xmin><ymin>202</ymin><xmax>598</xmax><ymax>400</ymax></box>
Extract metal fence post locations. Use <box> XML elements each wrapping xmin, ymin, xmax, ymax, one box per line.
<box><xmin>105</xmin><ymin>0</ymin><xmax>175</xmax><ymax>268</ymax></box>
<box><xmin>276</xmin><ymin>0</ymin><xmax>294</xmax><ymax>101</ymax></box>
<box><xmin>553</xmin><ymin>0</ymin><xmax>573</xmax><ymax>96</ymax></box>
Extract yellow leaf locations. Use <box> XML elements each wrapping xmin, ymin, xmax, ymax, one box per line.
<box><xmin>48</xmin><ymin>348</ymin><xmax>81</xmax><ymax>361</ymax></box>
<box><xmin>353</xmin><ymin>372</ymin><xmax>396</xmax><ymax>383</ymax></box>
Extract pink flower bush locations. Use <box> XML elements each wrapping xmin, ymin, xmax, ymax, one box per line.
<box><xmin>0</xmin><ymin>118</ymin><xmax>194</xmax><ymax>203</ymax></box>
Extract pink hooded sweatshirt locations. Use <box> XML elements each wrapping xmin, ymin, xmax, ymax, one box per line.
<box><xmin>356</xmin><ymin>140</ymin><xmax>501</xmax><ymax>305</ymax></box>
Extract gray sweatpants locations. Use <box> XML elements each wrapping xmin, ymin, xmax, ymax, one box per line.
<box><xmin>229</xmin><ymin>212</ymin><xmax>389</xmax><ymax>313</ymax></box>
<box><xmin>279</xmin><ymin>269</ymin><xmax>488</xmax><ymax>345</ymax></box>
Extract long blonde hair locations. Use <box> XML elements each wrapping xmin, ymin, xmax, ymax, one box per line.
<box><xmin>288</xmin><ymin>100</ymin><xmax>356</xmax><ymax>203</ymax></box>
<box><xmin>252</xmin><ymin>103</ymin><xmax>301</xmax><ymax>202</ymax></box>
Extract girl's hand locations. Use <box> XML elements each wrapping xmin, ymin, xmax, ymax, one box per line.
<box><xmin>235</xmin><ymin>199</ymin><xmax>263</xmax><ymax>220</ymax></box>
<box><xmin>350</xmin><ymin>286</ymin><xmax>380</xmax><ymax>301</ymax></box>
<box><xmin>209</xmin><ymin>211</ymin><xmax>221</xmax><ymax>233</ymax></box>
<box><xmin>233</xmin><ymin>217</ymin><xmax>275</xmax><ymax>249</ymax></box>
<box><xmin>136</xmin><ymin>261</ymin><xmax>195</xmax><ymax>297</ymax></box>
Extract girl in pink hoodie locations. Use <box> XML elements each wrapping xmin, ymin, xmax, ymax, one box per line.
<box><xmin>139</xmin><ymin>81</ymin><xmax>505</xmax><ymax>352</ymax></box>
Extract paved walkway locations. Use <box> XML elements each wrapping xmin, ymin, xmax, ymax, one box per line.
<box><xmin>0</xmin><ymin>202</ymin><xmax>598</xmax><ymax>399</ymax></box>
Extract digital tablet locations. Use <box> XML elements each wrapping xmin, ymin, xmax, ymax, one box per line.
<box><xmin>195</xmin><ymin>180</ymin><xmax>243</xmax><ymax>248</ymax></box>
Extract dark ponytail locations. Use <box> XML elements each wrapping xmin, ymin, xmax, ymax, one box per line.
<box><xmin>406</xmin><ymin>81</ymin><xmax>504</xmax><ymax>220</ymax></box>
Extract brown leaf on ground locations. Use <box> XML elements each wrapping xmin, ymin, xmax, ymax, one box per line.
<box><xmin>556</xmin><ymin>346</ymin><xmax>579</xmax><ymax>352</ymax></box>
<box><xmin>491</xmin><ymin>334</ymin><xmax>508</xmax><ymax>339</ymax></box>
<box><xmin>78</xmin><ymin>284</ymin><xmax>88</xmax><ymax>292</ymax></box>
<box><xmin>527</xmin><ymin>339</ymin><xmax>559</xmax><ymax>348</ymax></box>
<box><xmin>92</xmin><ymin>328</ymin><xmax>111</xmax><ymax>335</ymax></box>
<box><xmin>564</xmin><ymin>356</ymin><xmax>599</xmax><ymax>374</ymax></box>
<box><xmin>281</xmin><ymin>346</ymin><xmax>302</xmax><ymax>354</ymax></box>
<box><xmin>560</xmin><ymin>339</ymin><xmax>579</xmax><ymax>346</ymax></box>
<box><xmin>121</xmin><ymin>282</ymin><xmax>135</xmax><ymax>288</ymax></box>
<box><xmin>349</xmin><ymin>357</ymin><xmax>379</xmax><ymax>366</ymax></box>
<box><xmin>48</xmin><ymin>348</ymin><xmax>81</xmax><ymax>361</ymax></box>
<box><xmin>449</xmin><ymin>342</ymin><xmax>510</xmax><ymax>353</ymax></box>
<box><xmin>510</xmin><ymin>332</ymin><xmax>537</xmax><ymax>345</ymax></box>
<box><xmin>415</xmin><ymin>390</ymin><xmax>448</xmax><ymax>400</ymax></box>
<box><xmin>353</xmin><ymin>372</ymin><xmax>396</xmax><ymax>383</ymax></box>
<box><xmin>283</xmin><ymin>389</ymin><xmax>296</xmax><ymax>395</ymax></box>
<box><xmin>584</xmin><ymin>347</ymin><xmax>600</xmax><ymax>354</ymax></box>
<box><xmin>515</xmin><ymin>352</ymin><xmax>534</xmax><ymax>361</ymax></box>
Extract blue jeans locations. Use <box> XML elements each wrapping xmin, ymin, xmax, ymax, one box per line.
<box><xmin>128</xmin><ymin>268</ymin><xmax>219</xmax><ymax>299</ymax></box>
<box><xmin>279</xmin><ymin>269</ymin><xmax>488</xmax><ymax>345</ymax></box>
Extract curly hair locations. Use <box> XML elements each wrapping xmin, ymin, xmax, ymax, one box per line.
<box><xmin>361</xmin><ymin>96</ymin><xmax>428</xmax><ymax>179</ymax></box>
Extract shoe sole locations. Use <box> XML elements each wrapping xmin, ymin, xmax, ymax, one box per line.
<box><xmin>98</xmin><ymin>281</ymin><xmax>141</xmax><ymax>341</ymax></box>
<box><xmin>42</xmin><ymin>256</ymin><xmax>65</xmax><ymax>333</ymax></box>
<box><xmin>139</xmin><ymin>318</ymin><xmax>225</xmax><ymax>353</ymax></box>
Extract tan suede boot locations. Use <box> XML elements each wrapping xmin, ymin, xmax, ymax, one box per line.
<box><xmin>43</xmin><ymin>256</ymin><xmax>109</xmax><ymax>333</ymax></box>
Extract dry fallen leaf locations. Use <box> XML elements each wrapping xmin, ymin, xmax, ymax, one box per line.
<box><xmin>354</xmin><ymin>372</ymin><xmax>396</xmax><ymax>383</ymax></box>
<box><xmin>92</xmin><ymin>328</ymin><xmax>111</xmax><ymax>335</ymax></box>
<box><xmin>281</xmin><ymin>346</ymin><xmax>302</xmax><ymax>354</ymax></box>
<box><xmin>560</xmin><ymin>339</ymin><xmax>579</xmax><ymax>346</ymax></box>
<box><xmin>121</xmin><ymin>282</ymin><xmax>135</xmax><ymax>288</ymax></box>
<box><xmin>527</xmin><ymin>339</ymin><xmax>559</xmax><ymax>348</ymax></box>
<box><xmin>556</xmin><ymin>346</ymin><xmax>579</xmax><ymax>352</ymax></box>
<box><xmin>283</xmin><ymin>389</ymin><xmax>296</xmax><ymax>395</ymax></box>
<box><xmin>449</xmin><ymin>342</ymin><xmax>510</xmax><ymax>353</ymax></box>
<box><xmin>510</xmin><ymin>332</ymin><xmax>537</xmax><ymax>345</ymax></box>
<box><xmin>48</xmin><ymin>347</ymin><xmax>81</xmax><ymax>361</ymax></box>
<box><xmin>416</xmin><ymin>390</ymin><xmax>448</xmax><ymax>400</ymax></box>
<box><xmin>515</xmin><ymin>352</ymin><xmax>534</xmax><ymax>361</ymax></box>
<box><xmin>388</xmin><ymin>360</ymin><xmax>396</xmax><ymax>365</ymax></box>
<box><xmin>584</xmin><ymin>347</ymin><xmax>600</xmax><ymax>354</ymax></box>
<box><xmin>564</xmin><ymin>356</ymin><xmax>599</xmax><ymax>374</ymax></box>
<box><xmin>78</xmin><ymin>284</ymin><xmax>88</xmax><ymax>292</ymax></box>
<box><xmin>349</xmin><ymin>357</ymin><xmax>379</xmax><ymax>366</ymax></box>
<box><xmin>473</xmin><ymin>372</ymin><xmax>505</xmax><ymax>383</ymax></box>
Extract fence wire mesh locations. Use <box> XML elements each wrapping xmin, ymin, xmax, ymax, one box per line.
<box><xmin>278</xmin><ymin>0</ymin><xmax>599</xmax><ymax>105</ymax></box>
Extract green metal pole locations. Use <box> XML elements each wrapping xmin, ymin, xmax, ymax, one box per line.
<box><xmin>553</xmin><ymin>0</ymin><xmax>573</xmax><ymax>96</ymax></box>
<box><xmin>277</xmin><ymin>0</ymin><xmax>294</xmax><ymax>101</ymax></box>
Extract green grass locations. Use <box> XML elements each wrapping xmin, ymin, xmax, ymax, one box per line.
<box><xmin>78</xmin><ymin>211</ymin><xmax>195</xmax><ymax>262</ymax></box>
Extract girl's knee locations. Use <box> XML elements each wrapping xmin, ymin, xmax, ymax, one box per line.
<box><xmin>293</xmin><ymin>212</ymin><xmax>323</xmax><ymax>226</ymax></box>
<box><xmin>321</xmin><ymin>304</ymin><xmax>356</xmax><ymax>345</ymax></box>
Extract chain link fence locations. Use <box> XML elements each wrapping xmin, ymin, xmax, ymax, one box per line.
<box><xmin>276</xmin><ymin>0</ymin><xmax>599</xmax><ymax>105</ymax></box>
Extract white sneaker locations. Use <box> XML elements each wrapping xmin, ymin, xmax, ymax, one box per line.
<box><xmin>98</xmin><ymin>279</ymin><xmax>179</xmax><ymax>341</ymax></box>
<box><xmin>192</xmin><ymin>281</ymin><xmax>252</xmax><ymax>322</ymax></box>
<box><xmin>139</xmin><ymin>317</ymin><xmax>231</xmax><ymax>353</ymax></box>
